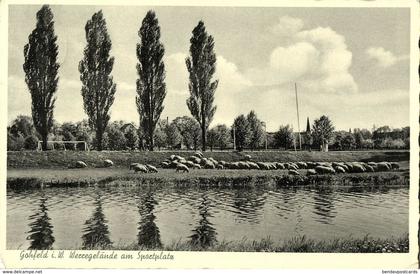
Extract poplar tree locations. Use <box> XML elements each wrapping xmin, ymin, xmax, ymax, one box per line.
<box><xmin>186</xmin><ymin>21</ymin><xmax>218</xmax><ymax>151</ymax></box>
<box><xmin>136</xmin><ymin>10</ymin><xmax>167</xmax><ymax>151</ymax></box>
<box><xmin>79</xmin><ymin>11</ymin><xmax>116</xmax><ymax>151</ymax></box>
<box><xmin>23</xmin><ymin>5</ymin><xmax>60</xmax><ymax>151</ymax></box>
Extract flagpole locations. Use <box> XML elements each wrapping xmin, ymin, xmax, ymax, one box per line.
<box><xmin>295</xmin><ymin>83</ymin><xmax>302</xmax><ymax>150</ymax></box>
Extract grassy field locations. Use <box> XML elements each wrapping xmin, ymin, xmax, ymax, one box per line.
<box><xmin>89</xmin><ymin>234</ymin><xmax>409</xmax><ymax>253</ymax></box>
<box><xmin>7</xmin><ymin>167</ymin><xmax>408</xmax><ymax>189</ymax></box>
<box><xmin>7</xmin><ymin>150</ymin><xmax>409</xmax><ymax>169</ymax></box>
<box><xmin>7</xmin><ymin>150</ymin><xmax>409</xmax><ymax>188</ymax></box>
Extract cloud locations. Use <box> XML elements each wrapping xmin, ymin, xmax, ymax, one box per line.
<box><xmin>365</xmin><ymin>47</ymin><xmax>407</xmax><ymax>68</ymax></box>
<box><xmin>270</xmin><ymin>15</ymin><xmax>304</xmax><ymax>36</ymax></box>
<box><xmin>252</xmin><ymin>17</ymin><xmax>357</xmax><ymax>94</ymax></box>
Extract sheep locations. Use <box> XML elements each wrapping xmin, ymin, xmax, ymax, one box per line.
<box><xmin>216</xmin><ymin>164</ymin><xmax>224</xmax><ymax>169</ymax></box>
<box><xmin>377</xmin><ymin>162</ymin><xmax>391</xmax><ymax>171</ymax></box>
<box><xmin>390</xmin><ymin>162</ymin><xmax>400</xmax><ymax>170</ymax></box>
<box><xmin>184</xmin><ymin>161</ymin><xmax>195</xmax><ymax>168</ymax></box>
<box><xmin>103</xmin><ymin>159</ymin><xmax>114</xmax><ymax>167</ymax></box>
<box><xmin>276</xmin><ymin>163</ymin><xmax>285</xmax><ymax>170</ymax></box>
<box><xmin>174</xmin><ymin>155</ymin><xmax>185</xmax><ymax>161</ymax></box>
<box><xmin>169</xmin><ymin>161</ymin><xmax>179</xmax><ymax>168</ymax></box>
<box><xmin>364</xmin><ymin>165</ymin><xmax>375</xmax><ymax>173</ymax></box>
<box><xmin>160</xmin><ymin>162</ymin><xmax>170</xmax><ymax>168</ymax></box>
<box><xmin>192</xmin><ymin>163</ymin><xmax>202</xmax><ymax>169</ymax></box>
<box><xmin>244</xmin><ymin>154</ymin><xmax>252</xmax><ymax>161</ymax></box>
<box><xmin>130</xmin><ymin>162</ymin><xmax>141</xmax><ymax>170</ymax></box>
<box><xmin>230</xmin><ymin>162</ymin><xmax>240</xmax><ymax>169</ymax></box>
<box><xmin>288</xmin><ymin>169</ymin><xmax>300</xmax><ymax>175</ymax></box>
<box><xmin>315</xmin><ymin>165</ymin><xmax>335</xmax><ymax>174</ymax></box>
<box><xmin>204</xmin><ymin>161</ymin><xmax>216</xmax><ymax>169</ymax></box>
<box><xmin>332</xmin><ymin>163</ymin><xmax>347</xmax><ymax>172</ymax></box>
<box><xmin>188</xmin><ymin>156</ymin><xmax>201</xmax><ymax>163</ymax></box>
<box><xmin>350</xmin><ymin>164</ymin><xmax>365</xmax><ymax>173</ymax></box>
<box><xmin>306</xmin><ymin>169</ymin><xmax>317</xmax><ymax>176</ymax></box>
<box><xmin>146</xmin><ymin>164</ymin><xmax>158</xmax><ymax>173</ymax></box>
<box><xmin>257</xmin><ymin>162</ymin><xmax>270</xmax><ymax>170</ymax></box>
<box><xmin>132</xmin><ymin>164</ymin><xmax>148</xmax><ymax>173</ymax></box>
<box><xmin>176</xmin><ymin>164</ymin><xmax>189</xmax><ymax>173</ymax></box>
<box><xmin>169</xmin><ymin>154</ymin><xmax>177</xmax><ymax>161</ymax></box>
<box><xmin>247</xmin><ymin>161</ymin><xmax>260</xmax><ymax>169</ymax></box>
<box><xmin>75</xmin><ymin>161</ymin><xmax>87</xmax><ymax>168</ymax></box>
<box><xmin>296</xmin><ymin>162</ymin><xmax>307</xmax><ymax>169</ymax></box>
<box><xmin>238</xmin><ymin>161</ymin><xmax>250</xmax><ymax>169</ymax></box>
<box><xmin>334</xmin><ymin>166</ymin><xmax>346</xmax><ymax>173</ymax></box>
<box><xmin>219</xmin><ymin>160</ymin><xmax>227</xmax><ymax>166</ymax></box>
<box><xmin>306</xmin><ymin>162</ymin><xmax>317</xmax><ymax>169</ymax></box>
<box><xmin>194</xmin><ymin>151</ymin><xmax>204</xmax><ymax>158</ymax></box>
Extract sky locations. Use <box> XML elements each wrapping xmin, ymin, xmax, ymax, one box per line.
<box><xmin>8</xmin><ymin>5</ymin><xmax>410</xmax><ymax>131</ymax></box>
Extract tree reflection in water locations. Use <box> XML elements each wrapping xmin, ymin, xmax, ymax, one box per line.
<box><xmin>82</xmin><ymin>192</ymin><xmax>112</xmax><ymax>249</ymax></box>
<box><xmin>232</xmin><ymin>186</ymin><xmax>266</xmax><ymax>223</ymax></box>
<box><xmin>26</xmin><ymin>193</ymin><xmax>55</xmax><ymax>249</ymax></box>
<box><xmin>137</xmin><ymin>190</ymin><xmax>162</xmax><ymax>249</ymax></box>
<box><xmin>190</xmin><ymin>193</ymin><xmax>217</xmax><ymax>248</ymax></box>
<box><xmin>312</xmin><ymin>187</ymin><xmax>337</xmax><ymax>225</ymax></box>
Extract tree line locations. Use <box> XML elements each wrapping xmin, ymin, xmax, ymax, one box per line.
<box><xmin>7</xmin><ymin>114</ymin><xmax>409</xmax><ymax>151</ymax></box>
<box><xmin>22</xmin><ymin>5</ymin><xmax>217</xmax><ymax>151</ymax></box>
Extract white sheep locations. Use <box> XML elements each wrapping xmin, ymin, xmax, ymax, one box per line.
<box><xmin>146</xmin><ymin>164</ymin><xmax>158</xmax><ymax>173</ymax></box>
<box><xmin>132</xmin><ymin>164</ymin><xmax>148</xmax><ymax>173</ymax></box>
<box><xmin>103</xmin><ymin>159</ymin><xmax>114</xmax><ymax>167</ymax></box>
<box><xmin>176</xmin><ymin>164</ymin><xmax>189</xmax><ymax>173</ymax></box>
<box><xmin>75</xmin><ymin>161</ymin><xmax>87</xmax><ymax>168</ymax></box>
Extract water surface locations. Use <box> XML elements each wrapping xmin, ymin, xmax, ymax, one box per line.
<box><xmin>7</xmin><ymin>184</ymin><xmax>409</xmax><ymax>249</ymax></box>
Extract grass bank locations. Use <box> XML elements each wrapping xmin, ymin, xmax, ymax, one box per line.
<box><xmin>7</xmin><ymin>150</ymin><xmax>409</xmax><ymax>169</ymax></box>
<box><xmin>91</xmin><ymin>234</ymin><xmax>409</xmax><ymax>253</ymax></box>
<box><xmin>7</xmin><ymin>168</ymin><xmax>409</xmax><ymax>189</ymax></box>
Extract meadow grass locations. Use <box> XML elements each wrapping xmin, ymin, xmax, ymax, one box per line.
<box><xmin>7</xmin><ymin>150</ymin><xmax>409</xmax><ymax>169</ymax></box>
<box><xmin>7</xmin><ymin>167</ymin><xmax>408</xmax><ymax>189</ymax></box>
<box><xmin>88</xmin><ymin>234</ymin><xmax>409</xmax><ymax>253</ymax></box>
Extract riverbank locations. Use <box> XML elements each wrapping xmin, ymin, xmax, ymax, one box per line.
<box><xmin>95</xmin><ymin>234</ymin><xmax>409</xmax><ymax>253</ymax></box>
<box><xmin>7</xmin><ymin>167</ymin><xmax>409</xmax><ymax>189</ymax></box>
<box><xmin>7</xmin><ymin>150</ymin><xmax>409</xmax><ymax>169</ymax></box>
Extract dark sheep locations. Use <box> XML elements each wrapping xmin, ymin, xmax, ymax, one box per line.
<box><xmin>377</xmin><ymin>162</ymin><xmax>391</xmax><ymax>171</ymax></box>
<box><xmin>390</xmin><ymin>162</ymin><xmax>400</xmax><ymax>170</ymax></box>
<box><xmin>315</xmin><ymin>166</ymin><xmax>335</xmax><ymax>174</ymax></box>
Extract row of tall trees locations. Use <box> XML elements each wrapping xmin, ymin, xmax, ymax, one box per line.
<box><xmin>23</xmin><ymin>6</ymin><xmax>218</xmax><ymax>151</ymax></box>
<box><xmin>7</xmin><ymin>114</ymin><xmax>410</xmax><ymax>151</ymax></box>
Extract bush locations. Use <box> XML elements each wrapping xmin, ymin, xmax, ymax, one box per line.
<box><xmin>7</xmin><ymin>133</ymin><xmax>25</xmax><ymax>151</ymax></box>
<box><xmin>24</xmin><ymin>135</ymin><xmax>39</xmax><ymax>150</ymax></box>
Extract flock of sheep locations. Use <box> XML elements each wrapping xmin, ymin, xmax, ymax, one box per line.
<box><xmin>156</xmin><ymin>152</ymin><xmax>399</xmax><ymax>175</ymax></box>
<box><xmin>72</xmin><ymin>151</ymin><xmax>400</xmax><ymax>176</ymax></box>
